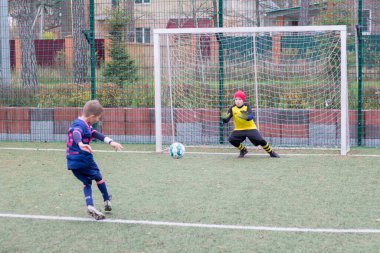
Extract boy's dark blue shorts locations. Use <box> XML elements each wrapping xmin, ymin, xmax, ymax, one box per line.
<box><xmin>71</xmin><ymin>164</ymin><xmax>103</xmax><ymax>185</ymax></box>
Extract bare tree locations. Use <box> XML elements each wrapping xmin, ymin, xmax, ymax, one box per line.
<box><xmin>60</xmin><ymin>0</ymin><xmax>72</xmax><ymax>37</ymax></box>
<box><xmin>272</xmin><ymin>0</ymin><xmax>293</xmax><ymax>8</ymax></box>
<box><xmin>9</xmin><ymin>0</ymin><xmax>38</xmax><ymax>88</ymax></box>
<box><xmin>255</xmin><ymin>0</ymin><xmax>261</xmax><ymax>27</ymax></box>
<box><xmin>71</xmin><ymin>0</ymin><xmax>88</xmax><ymax>84</ymax></box>
<box><xmin>212</xmin><ymin>0</ymin><xmax>218</xmax><ymax>26</ymax></box>
<box><xmin>31</xmin><ymin>0</ymin><xmax>63</xmax><ymax>38</ymax></box>
<box><xmin>299</xmin><ymin>0</ymin><xmax>311</xmax><ymax>26</ymax></box>
<box><xmin>123</xmin><ymin>0</ymin><xmax>135</xmax><ymax>42</ymax></box>
<box><xmin>0</xmin><ymin>0</ymin><xmax>11</xmax><ymax>87</ymax></box>
<box><xmin>223</xmin><ymin>0</ymin><xmax>278</xmax><ymax>27</ymax></box>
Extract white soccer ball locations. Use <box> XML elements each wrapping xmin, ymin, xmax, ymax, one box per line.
<box><xmin>169</xmin><ymin>142</ymin><xmax>185</xmax><ymax>159</ymax></box>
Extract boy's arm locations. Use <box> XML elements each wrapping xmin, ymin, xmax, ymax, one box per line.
<box><xmin>73</xmin><ymin>128</ymin><xmax>93</xmax><ymax>153</ymax></box>
<box><xmin>109</xmin><ymin>141</ymin><xmax>124</xmax><ymax>151</ymax></box>
<box><xmin>92</xmin><ymin>131</ymin><xmax>124</xmax><ymax>151</ymax></box>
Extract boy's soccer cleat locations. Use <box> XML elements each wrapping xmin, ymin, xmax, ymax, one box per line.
<box><xmin>269</xmin><ymin>151</ymin><xmax>280</xmax><ymax>158</ymax></box>
<box><xmin>87</xmin><ymin>205</ymin><xmax>106</xmax><ymax>220</ymax></box>
<box><xmin>104</xmin><ymin>195</ymin><xmax>112</xmax><ymax>212</ymax></box>
<box><xmin>238</xmin><ymin>148</ymin><xmax>248</xmax><ymax>158</ymax></box>
<box><xmin>104</xmin><ymin>200</ymin><xmax>112</xmax><ymax>211</ymax></box>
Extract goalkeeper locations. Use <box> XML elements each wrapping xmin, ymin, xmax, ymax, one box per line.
<box><xmin>222</xmin><ymin>90</ymin><xmax>280</xmax><ymax>158</ymax></box>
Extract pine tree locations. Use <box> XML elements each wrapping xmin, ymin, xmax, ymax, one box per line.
<box><xmin>103</xmin><ymin>7</ymin><xmax>137</xmax><ymax>87</ymax></box>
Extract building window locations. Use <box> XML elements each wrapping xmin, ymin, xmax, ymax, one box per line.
<box><xmin>135</xmin><ymin>28</ymin><xmax>151</xmax><ymax>44</ymax></box>
<box><xmin>135</xmin><ymin>0</ymin><xmax>150</xmax><ymax>4</ymax></box>
<box><xmin>362</xmin><ymin>10</ymin><xmax>371</xmax><ymax>34</ymax></box>
<box><xmin>291</xmin><ymin>20</ymin><xmax>298</xmax><ymax>26</ymax></box>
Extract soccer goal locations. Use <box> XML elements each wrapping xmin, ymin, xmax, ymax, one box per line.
<box><xmin>153</xmin><ymin>26</ymin><xmax>349</xmax><ymax>155</ymax></box>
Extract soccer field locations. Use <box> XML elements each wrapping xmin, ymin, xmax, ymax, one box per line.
<box><xmin>0</xmin><ymin>142</ymin><xmax>379</xmax><ymax>253</ymax></box>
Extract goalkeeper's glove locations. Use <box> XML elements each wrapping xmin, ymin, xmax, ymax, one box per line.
<box><xmin>221</xmin><ymin>111</ymin><xmax>231</xmax><ymax>123</ymax></box>
<box><xmin>238</xmin><ymin>111</ymin><xmax>249</xmax><ymax>120</ymax></box>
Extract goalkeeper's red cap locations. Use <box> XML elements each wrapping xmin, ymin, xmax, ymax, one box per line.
<box><xmin>234</xmin><ymin>90</ymin><xmax>246</xmax><ymax>101</ymax></box>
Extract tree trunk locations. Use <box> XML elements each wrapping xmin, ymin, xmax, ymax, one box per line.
<box><xmin>255</xmin><ymin>0</ymin><xmax>261</xmax><ymax>27</ymax></box>
<box><xmin>14</xmin><ymin>0</ymin><xmax>38</xmax><ymax>88</ymax></box>
<box><xmin>0</xmin><ymin>0</ymin><xmax>11</xmax><ymax>87</ymax></box>
<box><xmin>212</xmin><ymin>0</ymin><xmax>218</xmax><ymax>27</ymax></box>
<box><xmin>72</xmin><ymin>0</ymin><xmax>89</xmax><ymax>84</ymax></box>
<box><xmin>61</xmin><ymin>0</ymin><xmax>72</xmax><ymax>37</ymax></box>
<box><xmin>299</xmin><ymin>0</ymin><xmax>311</xmax><ymax>26</ymax></box>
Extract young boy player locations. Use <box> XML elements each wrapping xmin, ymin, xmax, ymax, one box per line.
<box><xmin>66</xmin><ymin>100</ymin><xmax>124</xmax><ymax>220</ymax></box>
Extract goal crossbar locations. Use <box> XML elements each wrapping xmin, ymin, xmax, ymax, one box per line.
<box><xmin>154</xmin><ymin>25</ymin><xmax>347</xmax><ymax>35</ymax></box>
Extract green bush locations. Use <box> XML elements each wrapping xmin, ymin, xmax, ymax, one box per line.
<box><xmin>33</xmin><ymin>83</ymin><xmax>154</xmax><ymax>108</ymax></box>
<box><xmin>42</xmin><ymin>31</ymin><xmax>53</xmax><ymax>40</ymax></box>
<box><xmin>0</xmin><ymin>87</ymin><xmax>37</xmax><ymax>107</ymax></box>
<box><xmin>1</xmin><ymin>81</ymin><xmax>379</xmax><ymax>110</ymax></box>
<box><xmin>36</xmin><ymin>84</ymin><xmax>91</xmax><ymax>107</ymax></box>
<box><xmin>96</xmin><ymin>83</ymin><xmax>128</xmax><ymax>107</ymax></box>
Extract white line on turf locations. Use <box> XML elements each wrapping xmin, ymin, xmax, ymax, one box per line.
<box><xmin>0</xmin><ymin>147</ymin><xmax>379</xmax><ymax>157</ymax></box>
<box><xmin>0</xmin><ymin>213</ymin><xmax>379</xmax><ymax>234</ymax></box>
<box><xmin>0</xmin><ymin>147</ymin><xmax>152</xmax><ymax>154</ymax></box>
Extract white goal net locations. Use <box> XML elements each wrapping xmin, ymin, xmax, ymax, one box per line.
<box><xmin>153</xmin><ymin>26</ymin><xmax>349</xmax><ymax>155</ymax></box>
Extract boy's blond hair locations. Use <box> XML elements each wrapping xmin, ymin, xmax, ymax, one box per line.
<box><xmin>83</xmin><ymin>100</ymin><xmax>103</xmax><ymax>117</ymax></box>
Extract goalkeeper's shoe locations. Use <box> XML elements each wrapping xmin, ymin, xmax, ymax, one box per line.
<box><xmin>104</xmin><ymin>195</ymin><xmax>112</xmax><ymax>212</ymax></box>
<box><xmin>87</xmin><ymin>205</ymin><xmax>106</xmax><ymax>220</ymax></box>
<box><xmin>269</xmin><ymin>151</ymin><xmax>280</xmax><ymax>158</ymax></box>
<box><xmin>238</xmin><ymin>148</ymin><xmax>248</xmax><ymax>158</ymax></box>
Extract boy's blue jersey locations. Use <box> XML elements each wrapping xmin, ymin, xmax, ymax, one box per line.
<box><xmin>66</xmin><ymin>118</ymin><xmax>96</xmax><ymax>170</ymax></box>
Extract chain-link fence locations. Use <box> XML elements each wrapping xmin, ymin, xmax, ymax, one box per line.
<box><xmin>0</xmin><ymin>0</ymin><xmax>379</xmax><ymax>147</ymax></box>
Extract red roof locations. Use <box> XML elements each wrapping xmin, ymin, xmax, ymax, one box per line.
<box><xmin>166</xmin><ymin>18</ymin><xmax>213</xmax><ymax>29</ymax></box>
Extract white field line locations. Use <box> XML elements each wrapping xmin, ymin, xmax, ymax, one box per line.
<box><xmin>0</xmin><ymin>213</ymin><xmax>379</xmax><ymax>234</ymax></box>
<box><xmin>0</xmin><ymin>147</ymin><xmax>379</xmax><ymax>157</ymax></box>
<box><xmin>0</xmin><ymin>147</ymin><xmax>151</xmax><ymax>154</ymax></box>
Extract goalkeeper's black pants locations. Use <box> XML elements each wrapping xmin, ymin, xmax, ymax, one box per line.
<box><xmin>228</xmin><ymin>129</ymin><xmax>267</xmax><ymax>148</ymax></box>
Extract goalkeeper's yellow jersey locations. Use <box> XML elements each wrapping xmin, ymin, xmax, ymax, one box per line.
<box><xmin>230</xmin><ymin>104</ymin><xmax>257</xmax><ymax>131</ymax></box>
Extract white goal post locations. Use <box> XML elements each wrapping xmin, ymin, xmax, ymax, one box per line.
<box><xmin>154</xmin><ymin>26</ymin><xmax>349</xmax><ymax>155</ymax></box>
